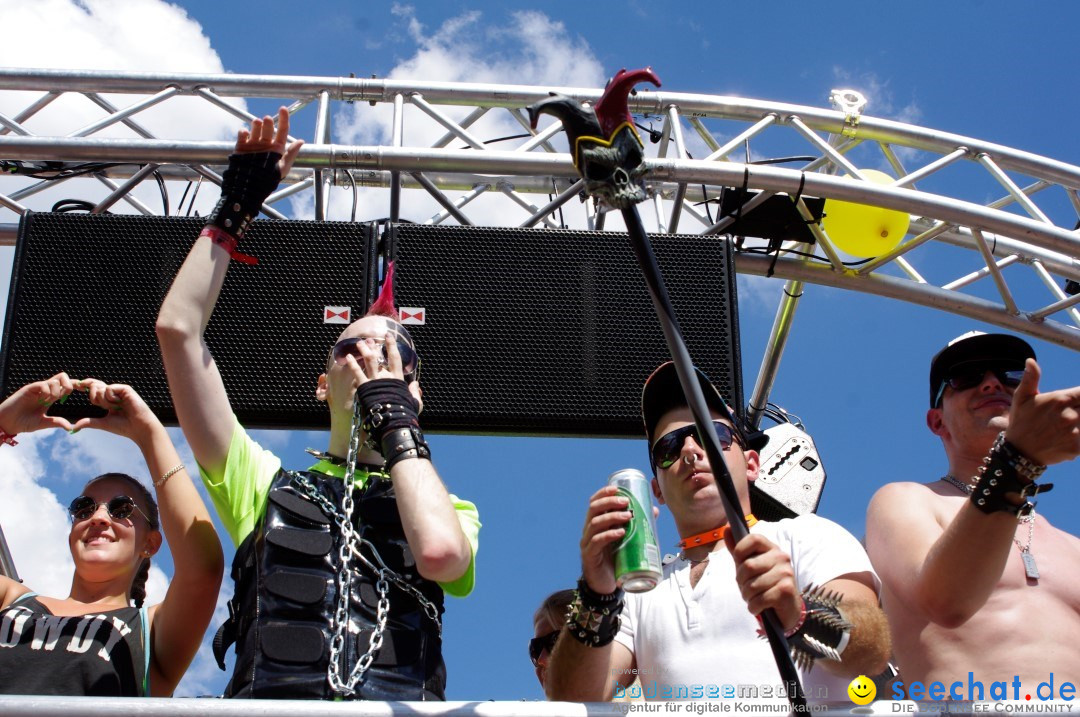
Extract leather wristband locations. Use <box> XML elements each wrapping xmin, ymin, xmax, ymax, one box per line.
<box><xmin>566</xmin><ymin>577</ymin><xmax>624</xmax><ymax>647</ymax></box>
<box><xmin>356</xmin><ymin>378</ymin><xmax>421</xmax><ymax>449</ymax></box>
<box><xmin>206</xmin><ymin>150</ymin><xmax>282</xmax><ymax>245</ymax></box>
<box><xmin>971</xmin><ymin>431</ymin><xmax>1052</xmax><ymax>517</ymax></box>
<box><xmin>786</xmin><ymin>584</ymin><xmax>852</xmax><ymax>670</ymax></box>
<box><xmin>381</xmin><ymin>426</ymin><xmax>431</xmax><ymax>470</ymax></box>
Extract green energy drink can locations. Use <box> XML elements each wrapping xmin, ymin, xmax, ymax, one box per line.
<box><xmin>609</xmin><ymin>468</ymin><xmax>662</xmax><ymax>592</ymax></box>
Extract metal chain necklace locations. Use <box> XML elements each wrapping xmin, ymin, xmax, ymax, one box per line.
<box><xmin>940</xmin><ymin>475</ymin><xmax>1040</xmax><ymax>581</ymax></box>
<box><xmin>291</xmin><ymin>401</ymin><xmax>440</xmax><ymax>697</ymax></box>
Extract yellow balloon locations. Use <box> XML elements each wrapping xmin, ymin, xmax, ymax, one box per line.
<box><xmin>821</xmin><ymin>169</ymin><xmax>910</xmax><ymax>258</ymax></box>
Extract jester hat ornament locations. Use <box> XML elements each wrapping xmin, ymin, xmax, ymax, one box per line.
<box><xmin>527</xmin><ymin>68</ymin><xmax>661</xmax><ymax>209</ymax></box>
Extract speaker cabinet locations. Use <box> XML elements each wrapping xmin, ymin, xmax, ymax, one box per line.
<box><xmin>1</xmin><ymin>213</ymin><xmax>375</xmax><ymax>428</ymax></box>
<box><xmin>387</xmin><ymin>224</ymin><xmax>743</xmax><ymax>436</ymax></box>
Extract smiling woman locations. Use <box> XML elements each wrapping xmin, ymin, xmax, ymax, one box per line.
<box><xmin>0</xmin><ymin>375</ymin><xmax>224</xmax><ymax>697</ymax></box>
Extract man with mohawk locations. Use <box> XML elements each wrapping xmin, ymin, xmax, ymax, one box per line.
<box><xmin>156</xmin><ymin>109</ymin><xmax>478</xmax><ymax>701</ymax></box>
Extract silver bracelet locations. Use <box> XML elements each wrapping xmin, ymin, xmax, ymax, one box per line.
<box><xmin>155</xmin><ymin>462</ymin><xmax>186</xmax><ymax>488</ymax></box>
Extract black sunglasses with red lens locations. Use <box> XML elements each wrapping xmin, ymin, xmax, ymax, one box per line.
<box><xmin>330</xmin><ymin>335</ymin><xmax>420</xmax><ymax>382</ymax></box>
<box><xmin>650</xmin><ymin>420</ymin><xmax>745</xmax><ymax>470</ymax></box>
<box><xmin>528</xmin><ymin>630</ymin><xmax>560</xmax><ymax>666</ymax></box>
<box><xmin>934</xmin><ymin>365</ymin><xmax>1024</xmax><ymax>407</ymax></box>
<box><xmin>68</xmin><ymin>495</ymin><xmax>150</xmax><ymax>524</ymax></box>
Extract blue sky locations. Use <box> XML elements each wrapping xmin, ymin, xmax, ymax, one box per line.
<box><xmin>0</xmin><ymin>0</ymin><xmax>1078</xmax><ymax>702</ymax></box>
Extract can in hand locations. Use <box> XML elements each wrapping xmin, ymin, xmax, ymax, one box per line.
<box><xmin>609</xmin><ymin>468</ymin><xmax>662</xmax><ymax>592</ymax></box>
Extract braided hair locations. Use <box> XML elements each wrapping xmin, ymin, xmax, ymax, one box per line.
<box><xmin>83</xmin><ymin>473</ymin><xmax>160</xmax><ymax>608</ymax></box>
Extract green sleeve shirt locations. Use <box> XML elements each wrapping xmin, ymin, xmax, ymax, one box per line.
<box><xmin>198</xmin><ymin>415</ymin><xmax>480</xmax><ymax>597</ymax></box>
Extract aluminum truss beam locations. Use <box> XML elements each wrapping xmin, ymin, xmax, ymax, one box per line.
<box><xmin>1</xmin><ymin>68</ymin><xmax>1079</xmax><ymax>418</ymax></box>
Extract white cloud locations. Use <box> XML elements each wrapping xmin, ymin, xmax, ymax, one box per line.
<box><xmin>0</xmin><ymin>432</ymin><xmax>75</xmax><ymax>596</ymax></box>
<box><xmin>0</xmin><ymin>0</ymin><xmax>246</xmax><ymax>228</ymax></box>
<box><xmin>324</xmin><ymin>9</ymin><xmax>606</xmax><ymax>228</ymax></box>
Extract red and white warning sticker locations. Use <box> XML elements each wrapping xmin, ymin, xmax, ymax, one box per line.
<box><xmin>323</xmin><ymin>306</ymin><xmax>352</xmax><ymax>324</ymax></box>
<box><xmin>399</xmin><ymin>307</ymin><xmax>426</xmax><ymax>325</ymax></box>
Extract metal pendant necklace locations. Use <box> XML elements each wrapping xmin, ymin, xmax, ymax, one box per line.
<box><xmin>941</xmin><ymin>475</ymin><xmax>1039</xmax><ymax>581</ymax></box>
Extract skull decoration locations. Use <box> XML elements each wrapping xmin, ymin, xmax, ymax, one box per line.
<box><xmin>527</xmin><ymin>67</ymin><xmax>662</xmax><ymax>210</ymax></box>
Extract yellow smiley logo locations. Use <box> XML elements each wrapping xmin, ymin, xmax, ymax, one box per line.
<box><xmin>848</xmin><ymin>674</ymin><xmax>876</xmax><ymax>705</ymax></box>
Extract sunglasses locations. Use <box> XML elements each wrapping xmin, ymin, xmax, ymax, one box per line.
<box><xmin>934</xmin><ymin>365</ymin><xmax>1023</xmax><ymax>407</ymax></box>
<box><xmin>329</xmin><ymin>335</ymin><xmax>421</xmax><ymax>382</ymax></box>
<box><xmin>651</xmin><ymin>420</ymin><xmax>745</xmax><ymax>470</ymax></box>
<box><xmin>528</xmin><ymin>630</ymin><xmax>560</xmax><ymax>666</ymax></box>
<box><xmin>68</xmin><ymin>495</ymin><xmax>150</xmax><ymax>524</ymax></box>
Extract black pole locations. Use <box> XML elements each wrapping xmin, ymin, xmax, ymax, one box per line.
<box><xmin>621</xmin><ymin>205</ymin><xmax>807</xmax><ymax>711</ymax></box>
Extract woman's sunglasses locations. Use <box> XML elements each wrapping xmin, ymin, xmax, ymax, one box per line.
<box><xmin>329</xmin><ymin>335</ymin><xmax>420</xmax><ymax>382</ymax></box>
<box><xmin>650</xmin><ymin>420</ymin><xmax>745</xmax><ymax>470</ymax></box>
<box><xmin>68</xmin><ymin>495</ymin><xmax>150</xmax><ymax>524</ymax></box>
<box><xmin>528</xmin><ymin>630</ymin><xmax>560</xmax><ymax>666</ymax></box>
<box><xmin>933</xmin><ymin>365</ymin><xmax>1024</xmax><ymax>407</ymax></box>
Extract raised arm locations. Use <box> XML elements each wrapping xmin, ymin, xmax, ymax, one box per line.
<box><xmin>0</xmin><ymin>373</ymin><xmax>80</xmax><ymax>608</ymax></box>
<box><xmin>546</xmin><ymin>484</ymin><xmax>636</xmax><ymax>701</ymax></box>
<box><xmin>156</xmin><ymin>108</ymin><xmax>302</xmax><ymax>475</ymax></box>
<box><xmin>867</xmin><ymin>360</ymin><xmax>1080</xmax><ymax>628</ymax></box>
<box><xmin>727</xmin><ymin>531</ymin><xmax>890</xmax><ymax>678</ymax></box>
<box><xmin>74</xmin><ymin>380</ymin><xmax>224</xmax><ymax>696</ymax></box>
<box><xmin>335</xmin><ymin>334</ymin><xmax>472</xmax><ymax>584</ymax></box>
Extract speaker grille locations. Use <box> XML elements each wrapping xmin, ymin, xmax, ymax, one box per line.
<box><xmin>389</xmin><ymin>224</ymin><xmax>742</xmax><ymax>436</ymax></box>
<box><xmin>1</xmin><ymin>213</ymin><xmax>374</xmax><ymax>428</ymax></box>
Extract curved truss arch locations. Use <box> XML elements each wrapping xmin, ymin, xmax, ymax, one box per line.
<box><xmin>1</xmin><ymin>68</ymin><xmax>1078</xmax><ymax>419</ymax></box>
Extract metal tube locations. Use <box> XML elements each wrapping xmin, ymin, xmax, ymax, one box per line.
<box><xmin>71</xmin><ymin>88</ymin><xmax>179</xmax><ymax>138</ymax></box>
<box><xmin>788</xmin><ymin>116</ymin><xmax>864</xmax><ymax>179</ymax></box>
<box><xmin>0</xmin><ymin>91</ymin><xmax>60</xmax><ymax>136</ymax></box>
<box><xmin>1030</xmin><ymin>260</ymin><xmax>1080</xmax><ymax>326</ymax></box>
<box><xmin>93</xmin><ymin>173</ymin><xmax>155</xmax><ymax>215</ymax></box>
<box><xmin>0</xmin><ymin>111</ymin><xmax>32</xmax><ymax>136</ymax></box>
<box><xmin>426</xmin><ymin>183</ymin><xmax>489</xmax><ymax>225</ymax></box>
<box><xmin>2</xmin><ymin>139</ymin><xmax>1079</xmax><ymax>255</ymax></box>
<box><xmin>734</xmin><ymin>252</ymin><xmax>1080</xmax><ymax>350</ymax></box>
<box><xmin>390</xmin><ymin>93</ymin><xmax>404</xmax><ymax>223</ymax></box>
<box><xmin>0</xmin><ymin>696</ymin><xmax>627</xmax><ymax>717</ymax></box>
<box><xmin>0</xmin><ymin>523</ymin><xmax>20</xmax><ymax>581</ymax></box>
<box><xmin>620</xmin><ymin>204</ymin><xmax>806</xmax><ymax>709</ymax></box>
<box><xmin>977</xmin><ymin>153</ymin><xmax>1053</xmax><ymax>224</ymax></box>
<box><xmin>893</xmin><ymin>148</ymin><xmax>968</xmax><ymax>188</ymax></box>
<box><xmin>520</xmin><ymin>179</ymin><xmax>584</xmax><ymax>228</ymax></box>
<box><xmin>746</xmin><ymin>278</ymin><xmax>804</xmax><ymax>429</ymax></box>
<box><xmin>410</xmin><ymin>171</ymin><xmax>472</xmax><ymax>225</ymax></box>
<box><xmin>432</xmin><ymin>107</ymin><xmax>487</xmax><ymax>149</ymax></box>
<box><xmin>93</xmin><ymin>163</ymin><xmax>159</xmax><ymax>214</ymax></box>
<box><xmin>943</xmin><ymin>255</ymin><xmax>1021</xmax><ymax>291</ymax></box>
<box><xmin>704</xmin><ymin>114</ymin><xmax>776</xmax><ymax>162</ymax></box>
<box><xmin>85</xmin><ymin>93</ymin><xmax>156</xmax><ymax>139</ymax></box>
<box><xmin>971</xmin><ymin>229</ymin><xmax>1019</xmax><ymax>314</ymax></box>
<box><xmin>408</xmin><ymin>94</ymin><xmax>486</xmax><ymax>150</ymax></box>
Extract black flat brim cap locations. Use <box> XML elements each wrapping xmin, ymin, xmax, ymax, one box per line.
<box><xmin>929</xmin><ymin>332</ymin><xmax>1035</xmax><ymax>407</ymax></box>
<box><xmin>641</xmin><ymin>361</ymin><xmax>761</xmax><ymax>448</ymax></box>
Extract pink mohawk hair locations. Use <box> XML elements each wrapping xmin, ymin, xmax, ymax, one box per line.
<box><xmin>366</xmin><ymin>260</ymin><xmax>400</xmax><ymax>320</ymax></box>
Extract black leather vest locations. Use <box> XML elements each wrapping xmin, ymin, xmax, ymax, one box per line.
<box><xmin>214</xmin><ymin>468</ymin><xmax>446</xmax><ymax>700</ymax></box>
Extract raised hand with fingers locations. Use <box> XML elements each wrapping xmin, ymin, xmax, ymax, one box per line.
<box><xmin>579</xmin><ymin>484</ymin><xmax>631</xmax><ymax>595</ymax></box>
<box><xmin>70</xmin><ymin>379</ymin><xmax>163</xmax><ymax>446</ymax></box>
<box><xmin>0</xmin><ymin>372</ymin><xmax>81</xmax><ymax>437</ymax></box>
<box><xmin>1004</xmin><ymin>358</ymin><xmax>1080</xmax><ymax>466</ymax></box>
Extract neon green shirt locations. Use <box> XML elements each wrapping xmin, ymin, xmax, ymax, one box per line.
<box><xmin>198</xmin><ymin>416</ymin><xmax>480</xmax><ymax>597</ymax></box>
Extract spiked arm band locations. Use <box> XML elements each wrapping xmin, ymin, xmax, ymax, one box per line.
<box><xmin>971</xmin><ymin>431</ymin><xmax>1052</xmax><ymax>517</ymax></box>
<box><xmin>786</xmin><ymin>585</ymin><xmax>853</xmax><ymax>671</ymax></box>
<box><xmin>567</xmin><ymin>577</ymin><xmax>624</xmax><ymax>647</ymax></box>
<box><xmin>204</xmin><ymin>151</ymin><xmax>283</xmax><ymax>264</ymax></box>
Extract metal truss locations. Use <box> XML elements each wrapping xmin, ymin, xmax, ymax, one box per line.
<box><xmin>1</xmin><ymin>68</ymin><xmax>1078</xmax><ymax>425</ymax></box>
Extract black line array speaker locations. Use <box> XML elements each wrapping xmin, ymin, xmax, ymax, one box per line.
<box><xmin>387</xmin><ymin>224</ymin><xmax>743</xmax><ymax>436</ymax></box>
<box><xmin>1</xmin><ymin>213</ymin><xmax>375</xmax><ymax>428</ymax></box>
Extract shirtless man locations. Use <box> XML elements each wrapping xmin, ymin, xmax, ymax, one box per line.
<box><xmin>867</xmin><ymin>332</ymin><xmax>1080</xmax><ymax>699</ymax></box>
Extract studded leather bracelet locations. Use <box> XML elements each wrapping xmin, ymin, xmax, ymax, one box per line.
<box><xmin>381</xmin><ymin>426</ymin><xmax>431</xmax><ymax>470</ymax></box>
<box><xmin>971</xmin><ymin>431</ymin><xmax>1052</xmax><ymax>517</ymax></box>
<box><xmin>566</xmin><ymin>577</ymin><xmax>624</xmax><ymax>647</ymax></box>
